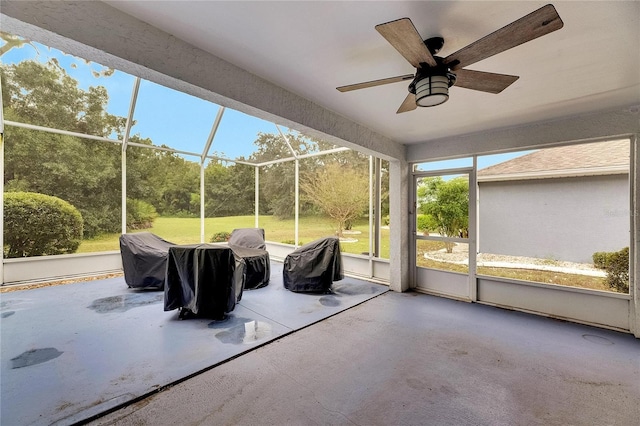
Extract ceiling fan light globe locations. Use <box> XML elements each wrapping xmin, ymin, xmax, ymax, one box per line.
<box><xmin>415</xmin><ymin>75</ymin><xmax>450</xmax><ymax>107</ymax></box>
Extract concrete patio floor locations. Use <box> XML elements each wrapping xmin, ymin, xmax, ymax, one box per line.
<box><xmin>0</xmin><ymin>262</ymin><xmax>387</xmax><ymax>425</ymax></box>
<box><xmin>91</xmin><ymin>290</ymin><xmax>640</xmax><ymax>426</ymax></box>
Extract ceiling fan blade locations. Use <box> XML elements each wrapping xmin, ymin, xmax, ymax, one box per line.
<box><xmin>337</xmin><ymin>74</ymin><xmax>415</xmax><ymax>92</ymax></box>
<box><xmin>444</xmin><ymin>4</ymin><xmax>563</xmax><ymax>70</ymax></box>
<box><xmin>397</xmin><ymin>93</ymin><xmax>417</xmax><ymax>114</ymax></box>
<box><xmin>376</xmin><ymin>18</ymin><xmax>437</xmax><ymax>68</ymax></box>
<box><xmin>454</xmin><ymin>69</ymin><xmax>519</xmax><ymax>94</ymax></box>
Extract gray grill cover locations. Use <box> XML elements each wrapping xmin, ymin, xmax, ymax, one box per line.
<box><xmin>119</xmin><ymin>232</ymin><xmax>175</xmax><ymax>289</ymax></box>
<box><xmin>283</xmin><ymin>237</ymin><xmax>343</xmax><ymax>293</ymax></box>
<box><xmin>228</xmin><ymin>228</ymin><xmax>266</xmax><ymax>250</ymax></box>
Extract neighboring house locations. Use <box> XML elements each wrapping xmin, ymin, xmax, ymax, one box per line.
<box><xmin>477</xmin><ymin>140</ymin><xmax>629</xmax><ymax>264</ymax></box>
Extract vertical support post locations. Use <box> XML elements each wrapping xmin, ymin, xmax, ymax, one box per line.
<box><xmin>0</xmin><ymin>75</ymin><xmax>5</xmax><ymax>284</ymax></box>
<box><xmin>295</xmin><ymin>159</ymin><xmax>300</xmax><ymax>247</ymax></box>
<box><xmin>0</xmin><ymin>134</ymin><xmax>4</xmax><ymax>285</ymax></box>
<box><xmin>276</xmin><ymin>125</ymin><xmax>300</xmax><ymax>246</ymax></box>
<box><xmin>374</xmin><ymin>157</ymin><xmax>382</xmax><ymax>257</ymax></box>
<box><xmin>468</xmin><ymin>156</ymin><xmax>478</xmax><ymax>302</ymax></box>
<box><xmin>200</xmin><ymin>162</ymin><xmax>205</xmax><ymax>243</ymax></box>
<box><xmin>201</xmin><ymin>107</ymin><xmax>226</xmax><ymax>243</ymax></box>
<box><xmin>121</xmin><ymin>77</ymin><xmax>141</xmax><ymax>235</ymax></box>
<box><xmin>389</xmin><ymin>159</ymin><xmax>410</xmax><ymax>292</ymax></box>
<box><xmin>121</xmin><ymin>150</ymin><xmax>127</xmax><ymax>234</ymax></box>
<box><xmin>255</xmin><ymin>166</ymin><xmax>260</xmax><ymax>228</ymax></box>
<box><xmin>630</xmin><ymin>134</ymin><xmax>639</xmax><ymax>337</ymax></box>
<box><xmin>408</xmin><ymin>167</ymin><xmax>416</xmax><ymax>290</ymax></box>
<box><xmin>368</xmin><ymin>156</ymin><xmax>374</xmax><ymax>276</ymax></box>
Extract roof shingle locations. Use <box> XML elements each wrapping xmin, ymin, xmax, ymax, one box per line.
<box><xmin>478</xmin><ymin>140</ymin><xmax>629</xmax><ymax>177</ymax></box>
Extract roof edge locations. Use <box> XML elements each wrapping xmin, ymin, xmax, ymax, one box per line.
<box><xmin>478</xmin><ymin>165</ymin><xmax>629</xmax><ymax>182</ymax></box>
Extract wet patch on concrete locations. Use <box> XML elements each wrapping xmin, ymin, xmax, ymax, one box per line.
<box><xmin>207</xmin><ymin>315</ymin><xmax>253</xmax><ymax>329</ymax></box>
<box><xmin>319</xmin><ymin>295</ymin><xmax>341</xmax><ymax>307</ymax></box>
<box><xmin>582</xmin><ymin>334</ymin><xmax>614</xmax><ymax>345</ymax></box>
<box><xmin>11</xmin><ymin>348</ymin><xmax>63</xmax><ymax>369</ymax></box>
<box><xmin>88</xmin><ymin>293</ymin><xmax>163</xmax><ymax>313</ymax></box>
<box><xmin>333</xmin><ymin>283</ymin><xmax>380</xmax><ymax>296</ymax></box>
<box><xmin>1</xmin><ymin>299</ymin><xmax>29</xmax><ymax>311</ymax></box>
<box><xmin>215</xmin><ymin>320</ymin><xmax>273</xmax><ymax>344</ymax></box>
<box><xmin>1</xmin><ymin>311</ymin><xmax>16</xmax><ymax>318</ymax></box>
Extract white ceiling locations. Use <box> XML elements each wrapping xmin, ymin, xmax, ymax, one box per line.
<box><xmin>106</xmin><ymin>1</ymin><xmax>639</xmax><ymax>146</ymax></box>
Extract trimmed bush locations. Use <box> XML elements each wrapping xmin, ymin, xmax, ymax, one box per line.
<box><xmin>4</xmin><ymin>191</ymin><xmax>83</xmax><ymax>258</ymax></box>
<box><xmin>605</xmin><ymin>247</ymin><xmax>629</xmax><ymax>293</ymax></box>
<box><xmin>126</xmin><ymin>198</ymin><xmax>158</xmax><ymax>230</ymax></box>
<box><xmin>210</xmin><ymin>231</ymin><xmax>231</xmax><ymax>243</ymax></box>
<box><xmin>593</xmin><ymin>247</ymin><xmax>629</xmax><ymax>293</ymax></box>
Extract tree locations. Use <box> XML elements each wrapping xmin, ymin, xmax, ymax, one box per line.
<box><xmin>418</xmin><ymin>176</ymin><xmax>469</xmax><ymax>253</ymax></box>
<box><xmin>204</xmin><ymin>160</ymin><xmax>255</xmax><ymax>217</ymax></box>
<box><xmin>242</xmin><ymin>131</ymin><xmax>373</xmax><ymax>221</ymax></box>
<box><xmin>152</xmin><ymin>150</ymin><xmax>200</xmax><ymax>216</ymax></box>
<box><xmin>2</xmin><ymin>60</ymin><xmax>127</xmax><ymax>237</ymax></box>
<box><xmin>301</xmin><ymin>163</ymin><xmax>369</xmax><ymax>237</ymax></box>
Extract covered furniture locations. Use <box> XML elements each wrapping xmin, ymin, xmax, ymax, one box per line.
<box><xmin>283</xmin><ymin>237</ymin><xmax>343</xmax><ymax>293</ymax></box>
<box><xmin>119</xmin><ymin>232</ymin><xmax>175</xmax><ymax>289</ymax></box>
<box><xmin>164</xmin><ymin>244</ymin><xmax>245</xmax><ymax>319</ymax></box>
<box><xmin>228</xmin><ymin>228</ymin><xmax>270</xmax><ymax>290</ymax></box>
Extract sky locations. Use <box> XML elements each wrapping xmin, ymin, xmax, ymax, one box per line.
<box><xmin>1</xmin><ymin>39</ymin><xmax>280</xmax><ymax>160</ymax></box>
<box><xmin>1</xmin><ymin>36</ymin><xmax>527</xmax><ymax>168</ymax></box>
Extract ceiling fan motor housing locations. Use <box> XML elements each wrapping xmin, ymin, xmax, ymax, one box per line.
<box><xmin>424</xmin><ymin>37</ymin><xmax>444</xmax><ymax>55</ymax></box>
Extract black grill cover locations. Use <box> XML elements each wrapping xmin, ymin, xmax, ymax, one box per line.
<box><xmin>164</xmin><ymin>244</ymin><xmax>245</xmax><ymax>319</ymax></box>
<box><xmin>228</xmin><ymin>228</ymin><xmax>270</xmax><ymax>290</ymax></box>
<box><xmin>229</xmin><ymin>246</ymin><xmax>270</xmax><ymax>290</ymax></box>
<box><xmin>119</xmin><ymin>232</ymin><xmax>176</xmax><ymax>289</ymax></box>
<box><xmin>283</xmin><ymin>237</ymin><xmax>343</xmax><ymax>293</ymax></box>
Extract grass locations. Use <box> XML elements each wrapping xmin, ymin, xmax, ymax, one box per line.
<box><xmin>476</xmin><ymin>266</ymin><xmax>608</xmax><ymax>291</ymax></box>
<box><xmin>78</xmin><ymin>215</ymin><xmax>391</xmax><ymax>258</ymax></box>
<box><xmin>80</xmin><ymin>216</ymin><xmax>619</xmax><ymax>293</ymax></box>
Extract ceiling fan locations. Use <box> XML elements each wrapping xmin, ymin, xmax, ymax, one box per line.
<box><xmin>337</xmin><ymin>4</ymin><xmax>563</xmax><ymax>113</ymax></box>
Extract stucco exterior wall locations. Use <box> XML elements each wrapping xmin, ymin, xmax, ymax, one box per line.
<box><xmin>478</xmin><ymin>174</ymin><xmax>629</xmax><ymax>263</ymax></box>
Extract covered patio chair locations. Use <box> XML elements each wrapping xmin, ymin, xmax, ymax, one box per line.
<box><xmin>119</xmin><ymin>232</ymin><xmax>175</xmax><ymax>289</ymax></box>
<box><xmin>228</xmin><ymin>228</ymin><xmax>270</xmax><ymax>290</ymax></box>
<box><xmin>283</xmin><ymin>237</ymin><xmax>343</xmax><ymax>293</ymax></box>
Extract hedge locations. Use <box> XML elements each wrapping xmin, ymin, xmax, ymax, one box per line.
<box><xmin>593</xmin><ymin>247</ymin><xmax>629</xmax><ymax>293</ymax></box>
<box><xmin>4</xmin><ymin>191</ymin><xmax>84</xmax><ymax>258</ymax></box>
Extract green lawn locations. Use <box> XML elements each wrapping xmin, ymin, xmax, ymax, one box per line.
<box><xmin>80</xmin><ymin>217</ymin><xmax>618</xmax><ymax>293</ymax></box>
<box><xmin>78</xmin><ymin>215</ymin><xmax>391</xmax><ymax>258</ymax></box>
